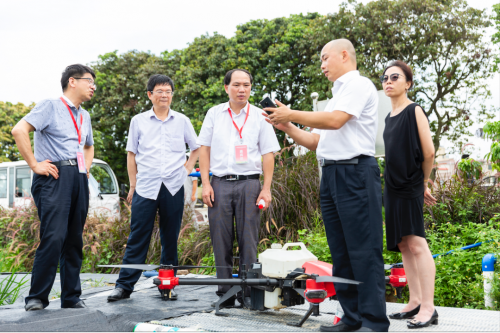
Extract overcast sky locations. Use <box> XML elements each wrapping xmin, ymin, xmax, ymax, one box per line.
<box><xmin>1</xmin><ymin>0</ymin><xmax>499</xmax><ymax>159</ymax></box>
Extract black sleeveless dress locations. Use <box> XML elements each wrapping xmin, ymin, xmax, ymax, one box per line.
<box><xmin>383</xmin><ymin>103</ymin><xmax>427</xmax><ymax>252</ymax></box>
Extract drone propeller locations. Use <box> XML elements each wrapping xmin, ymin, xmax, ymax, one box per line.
<box><xmin>98</xmin><ymin>264</ymin><xmax>232</xmax><ymax>271</ymax></box>
<box><xmin>98</xmin><ymin>264</ymin><xmax>160</xmax><ymax>270</ymax></box>
<box><xmin>176</xmin><ymin>265</ymin><xmax>233</xmax><ymax>269</ymax></box>
<box><xmin>384</xmin><ymin>264</ymin><xmax>394</xmax><ymax>270</ymax></box>
<box><xmin>315</xmin><ymin>275</ymin><xmax>362</xmax><ymax>285</ymax></box>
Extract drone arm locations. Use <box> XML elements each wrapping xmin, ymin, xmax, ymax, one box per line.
<box><xmin>177</xmin><ymin>278</ymin><xmax>280</xmax><ymax>286</ymax></box>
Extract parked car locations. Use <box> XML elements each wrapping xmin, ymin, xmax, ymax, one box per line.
<box><xmin>0</xmin><ymin>159</ymin><xmax>120</xmax><ymax>219</ymax></box>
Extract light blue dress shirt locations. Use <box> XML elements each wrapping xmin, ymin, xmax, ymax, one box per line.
<box><xmin>23</xmin><ymin>95</ymin><xmax>94</xmax><ymax>162</ymax></box>
<box><xmin>126</xmin><ymin>108</ymin><xmax>199</xmax><ymax>200</ymax></box>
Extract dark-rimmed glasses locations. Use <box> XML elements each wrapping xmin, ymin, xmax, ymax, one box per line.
<box><xmin>151</xmin><ymin>90</ymin><xmax>174</xmax><ymax>96</ymax></box>
<box><xmin>74</xmin><ymin>77</ymin><xmax>96</xmax><ymax>87</ymax></box>
<box><xmin>379</xmin><ymin>73</ymin><xmax>405</xmax><ymax>84</ymax></box>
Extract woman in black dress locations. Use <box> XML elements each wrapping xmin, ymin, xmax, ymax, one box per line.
<box><xmin>381</xmin><ymin>60</ymin><xmax>438</xmax><ymax>329</ymax></box>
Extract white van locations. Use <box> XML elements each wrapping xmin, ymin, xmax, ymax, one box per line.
<box><xmin>0</xmin><ymin>159</ymin><xmax>120</xmax><ymax>219</ymax></box>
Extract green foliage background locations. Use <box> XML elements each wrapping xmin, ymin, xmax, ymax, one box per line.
<box><xmin>80</xmin><ymin>0</ymin><xmax>496</xmax><ymax>185</ymax></box>
<box><xmin>0</xmin><ymin>0</ymin><xmax>497</xmax><ymax>186</ymax></box>
<box><xmin>0</xmin><ymin>102</ymin><xmax>33</xmax><ymax>162</ymax></box>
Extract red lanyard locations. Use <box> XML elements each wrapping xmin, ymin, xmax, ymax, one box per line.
<box><xmin>60</xmin><ymin>97</ymin><xmax>83</xmax><ymax>144</ymax></box>
<box><xmin>228</xmin><ymin>103</ymin><xmax>250</xmax><ymax>139</ymax></box>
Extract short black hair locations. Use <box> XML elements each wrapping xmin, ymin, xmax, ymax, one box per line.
<box><xmin>224</xmin><ymin>69</ymin><xmax>253</xmax><ymax>85</ymax></box>
<box><xmin>147</xmin><ymin>74</ymin><xmax>175</xmax><ymax>92</ymax></box>
<box><xmin>61</xmin><ymin>64</ymin><xmax>96</xmax><ymax>92</ymax></box>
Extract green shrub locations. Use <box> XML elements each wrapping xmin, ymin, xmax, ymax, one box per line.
<box><xmin>424</xmin><ymin>176</ymin><xmax>500</xmax><ymax>228</ymax></box>
<box><xmin>426</xmin><ymin>219</ymin><xmax>500</xmax><ymax>309</ymax></box>
<box><xmin>297</xmin><ymin>210</ymin><xmax>331</xmax><ymax>263</ymax></box>
<box><xmin>457</xmin><ymin>158</ymin><xmax>483</xmax><ymax>180</ymax></box>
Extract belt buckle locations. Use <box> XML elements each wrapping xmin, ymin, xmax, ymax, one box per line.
<box><xmin>68</xmin><ymin>159</ymin><xmax>77</xmax><ymax>166</ymax></box>
<box><xmin>226</xmin><ymin>175</ymin><xmax>239</xmax><ymax>181</ymax></box>
<box><xmin>319</xmin><ymin>158</ymin><xmax>325</xmax><ymax>167</ymax></box>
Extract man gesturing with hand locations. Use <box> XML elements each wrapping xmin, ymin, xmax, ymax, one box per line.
<box><xmin>12</xmin><ymin>64</ymin><xmax>96</xmax><ymax>311</ymax></box>
<box><xmin>263</xmin><ymin>39</ymin><xmax>390</xmax><ymax>332</ymax></box>
<box><xmin>197</xmin><ymin>69</ymin><xmax>280</xmax><ymax>308</ymax></box>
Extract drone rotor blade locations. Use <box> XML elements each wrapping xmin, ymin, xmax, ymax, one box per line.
<box><xmin>384</xmin><ymin>264</ymin><xmax>394</xmax><ymax>270</ymax></box>
<box><xmin>315</xmin><ymin>275</ymin><xmax>362</xmax><ymax>285</ymax></box>
<box><xmin>176</xmin><ymin>265</ymin><xmax>233</xmax><ymax>269</ymax></box>
<box><xmin>98</xmin><ymin>264</ymin><xmax>160</xmax><ymax>270</ymax></box>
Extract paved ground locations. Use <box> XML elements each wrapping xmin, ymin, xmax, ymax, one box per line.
<box><xmin>1</xmin><ymin>273</ymin><xmax>498</xmax><ymax>331</ymax></box>
<box><xmin>0</xmin><ymin>273</ymin><xmax>123</xmax><ymax>304</ymax></box>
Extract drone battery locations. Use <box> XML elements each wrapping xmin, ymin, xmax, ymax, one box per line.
<box><xmin>250</xmin><ymin>287</ymin><xmax>265</xmax><ymax>311</ymax></box>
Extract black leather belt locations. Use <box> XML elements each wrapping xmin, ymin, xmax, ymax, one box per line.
<box><xmin>50</xmin><ymin>159</ymin><xmax>78</xmax><ymax>167</ymax></box>
<box><xmin>319</xmin><ymin>156</ymin><xmax>363</xmax><ymax>166</ymax></box>
<box><xmin>215</xmin><ymin>174</ymin><xmax>260</xmax><ymax>181</ymax></box>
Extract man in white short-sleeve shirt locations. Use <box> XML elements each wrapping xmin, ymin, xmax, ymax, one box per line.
<box><xmin>197</xmin><ymin>69</ymin><xmax>280</xmax><ymax>307</ymax></box>
<box><xmin>263</xmin><ymin>39</ymin><xmax>390</xmax><ymax>332</ymax></box>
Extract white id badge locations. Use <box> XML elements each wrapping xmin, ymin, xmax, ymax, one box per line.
<box><xmin>76</xmin><ymin>147</ymin><xmax>86</xmax><ymax>174</ymax></box>
<box><xmin>235</xmin><ymin>139</ymin><xmax>248</xmax><ymax>164</ymax></box>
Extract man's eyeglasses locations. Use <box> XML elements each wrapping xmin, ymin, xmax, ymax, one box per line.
<box><xmin>74</xmin><ymin>77</ymin><xmax>96</xmax><ymax>87</ymax></box>
<box><xmin>151</xmin><ymin>90</ymin><xmax>174</xmax><ymax>96</ymax></box>
<box><xmin>379</xmin><ymin>73</ymin><xmax>405</xmax><ymax>83</ymax></box>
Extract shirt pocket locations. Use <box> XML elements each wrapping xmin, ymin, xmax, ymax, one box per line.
<box><xmin>242</xmin><ymin>126</ymin><xmax>259</xmax><ymax>147</ymax></box>
<box><xmin>170</xmin><ymin>136</ymin><xmax>186</xmax><ymax>152</ymax></box>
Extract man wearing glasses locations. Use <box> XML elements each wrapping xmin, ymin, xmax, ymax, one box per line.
<box><xmin>11</xmin><ymin>64</ymin><xmax>96</xmax><ymax>311</ymax></box>
<box><xmin>107</xmin><ymin>74</ymin><xmax>199</xmax><ymax>302</ymax></box>
<box><xmin>263</xmin><ymin>39</ymin><xmax>390</xmax><ymax>332</ymax></box>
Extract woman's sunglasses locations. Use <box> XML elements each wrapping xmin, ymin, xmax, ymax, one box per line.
<box><xmin>379</xmin><ymin>73</ymin><xmax>405</xmax><ymax>83</ymax></box>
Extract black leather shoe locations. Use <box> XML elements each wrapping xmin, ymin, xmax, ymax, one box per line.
<box><xmin>170</xmin><ymin>289</ymin><xmax>178</xmax><ymax>300</ymax></box>
<box><xmin>354</xmin><ymin>328</ymin><xmax>374</xmax><ymax>332</ymax></box>
<box><xmin>320</xmin><ymin>320</ymin><xmax>361</xmax><ymax>332</ymax></box>
<box><xmin>389</xmin><ymin>304</ymin><xmax>420</xmax><ymax>319</ymax></box>
<box><xmin>407</xmin><ymin>309</ymin><xmax>438</xmax><ymax>329</ymax></box>
<box><xmin>25</xmin><ymin>299</ymin><xmax>44</xmax><ymax>311</ymax></box>
<box><xmin>70</xmin><ymin>300</ymin><xmax>86</xmax><ymax>308</ymax></box>
<box><xmin>107</xmin><ymin>287</ymin><xmax>132</xmax><ymax>302</ymax></box>
<box><xmin>211</xmin><ymin>297</ymin><xmax>235</xmax><ymax>308</ymax></box>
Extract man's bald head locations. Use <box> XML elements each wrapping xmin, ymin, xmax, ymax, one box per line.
<box><xmin>323</xmin><ymin>39</ymin><xmax>356</xmax><ymax>64</ymax></box>
<box><xmin>320</xmin><ymin>39</ymin><xmax>357</xmax><ymax>82</ymax></box>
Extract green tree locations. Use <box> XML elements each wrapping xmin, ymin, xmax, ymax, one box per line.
<box><xmin>164</xmin><ymin>33</ymin><xmax>237</xmax><ymax>133</ymax></box>
<box><xmin>483</xmin><ymin>3</ymin><xmax>500</xmax><ymax>171</ymax></box>
<box><xmin>0</xmin><ymin>102</ymin><xmax>32</xmax><ymax>162</ymax></box>
<box><xmin>299</xmin><ymin>0</ymin><xmax>496</xmax><ymax>153</ymax></box>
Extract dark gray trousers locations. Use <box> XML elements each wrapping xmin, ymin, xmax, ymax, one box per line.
<box><xmin>208</xmin><ymin>177</ymin><xmax>261</xmax><ymax>297</ymax></box>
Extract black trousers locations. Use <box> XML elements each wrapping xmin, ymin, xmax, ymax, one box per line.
<box><xmin>320</xmin><ymin>156</ymin><xmax>390</xmax><ymax>332</ymax></box>
<box><xmin>26</xmin><ymin>165</ymin><xmax>89</xmax><ymax>308</ymax></box>
<box><xmin>115</xmin><ymin>184</ymin><xmax>184</xmax><ymax>292</ymax></box>
<box><xmin>208</xmin><ymin>177</ymin><xmax>261</xmax><ymax>297</ymax></box>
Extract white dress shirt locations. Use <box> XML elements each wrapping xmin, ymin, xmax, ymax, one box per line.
<box><xmin>197</xmin><ymin>102</ymin><xmax>280</xmax><ymax>177</ymax></box>
<box><xmin>126</xmin><ymin>108</ymin><xmax>199</xmax><ymax>200</ymax></box>
<box><xmin>312</xmin><ymin>70</ymin><xmax>378</xmax><ymax>160</ymax></box>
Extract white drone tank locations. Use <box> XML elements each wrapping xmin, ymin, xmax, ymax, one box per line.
<box><xmin>259</xmin><ymin>242</ymin><xmax>318</xmax><ymax>309</ymax></box>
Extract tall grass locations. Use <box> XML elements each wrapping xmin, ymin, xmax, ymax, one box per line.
<box><xmin>0</xmin><ymin>249</ymin><xmax>29</xmax><ymax>306</ymax></box>
<box><xmin>260</xmin><ymin>149</ymin><xmax>320</xmax><ymax>245</ymax></box>
<box><xmin>0</xmin><ymin>199</ymin><xmax>211</xmax><ymax>273</ymax></box>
